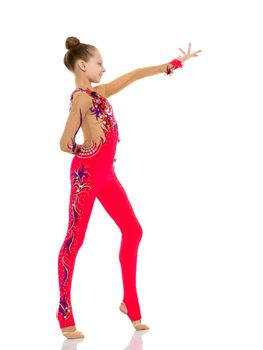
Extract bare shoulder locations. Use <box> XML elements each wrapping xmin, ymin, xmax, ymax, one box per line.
<box><xmin>70</xmin><ymin>91</ymin><xmax>93</xmax><ymax>119</ymax></box>
<box><xmin>71</xmin><ymin>90</ymin><xmax>93</xmax><ymax>103</ymax></box>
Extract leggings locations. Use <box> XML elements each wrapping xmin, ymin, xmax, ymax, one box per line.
<box><xmin>57</xmin><ymin>126</ymin><xmax>143</xmax><ymax>329</ymax></box>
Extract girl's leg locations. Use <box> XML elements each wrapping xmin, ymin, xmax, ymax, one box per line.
<box><xmin>97</xmin><ymin>172</ymin><xmax>143</xmax><ymax>322</ymax></box>
<box><xmin>57</xmin><ymin>159</ymin><xmax>97</xmax><ymax>329</ymax></box>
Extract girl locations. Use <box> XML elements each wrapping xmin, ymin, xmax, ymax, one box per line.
<box><xmin>56</xmin><ymin>36</ymin><xmax>202</xmax><ymax>339</ymax></box>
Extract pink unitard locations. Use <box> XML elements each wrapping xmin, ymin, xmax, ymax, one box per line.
<box><xmin>57</xmin><ymin>87</ymin><xmax>143</xmax><ymax>329</ymax></box>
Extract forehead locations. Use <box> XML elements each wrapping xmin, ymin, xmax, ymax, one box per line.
<box><xmin>94</xmin><ymin>51</ymin><xmax>103</xmax><ymax>60</ymax></box>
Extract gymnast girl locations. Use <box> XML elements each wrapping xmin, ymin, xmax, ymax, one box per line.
<box><xmin>56</xmin><ymin>36</ymin><xmax>202</xmax><ymax>339</ymax></box>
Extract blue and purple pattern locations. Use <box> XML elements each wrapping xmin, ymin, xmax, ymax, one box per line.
<box><xmin>58</xmin><ymin>162</ymin><xmax>93</xmax><ymax>322</ymax></box>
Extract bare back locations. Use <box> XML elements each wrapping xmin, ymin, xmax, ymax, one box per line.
<box><xmin>78</xmin><ymin>85</ymin><xmax>106</xmax><ymax>148</ymax></box>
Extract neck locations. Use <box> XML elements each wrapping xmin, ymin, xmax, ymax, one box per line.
<box><xmin>75</xmin><ymin>77</ymin><xmax>93</xmax><ymax>90</ymax></box>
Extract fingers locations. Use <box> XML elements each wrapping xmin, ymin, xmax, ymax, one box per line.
<box><xmin>192</xmin><ymin>50</ymin><xmax>202</xmax><ymax>56</ymax></box>
<box><xmin>179</xmin><ymin>44</ymin><xmax>202</xmax><ymax>59</ymax></box>
<box><xmin>179</xmin><ymin>42</ymin><xmax>191</xmax><ymax>55</ymax></box>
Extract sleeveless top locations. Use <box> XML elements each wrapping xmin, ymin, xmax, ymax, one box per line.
<box><xmin>69</xmin><ymin>87</ymin><xmax>120</xmax><ymax>158</ymax></box>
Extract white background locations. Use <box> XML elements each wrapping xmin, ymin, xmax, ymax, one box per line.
<box><xmin>1</xmin><ymin>0</ymin><xmax>262</xmax><ymax>349</ymax></box>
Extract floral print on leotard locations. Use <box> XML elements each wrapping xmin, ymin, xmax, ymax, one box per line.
<box><xmin>58</xmin><ymin>162</ymin><xmax>93</xmax><ymax>323</ymax></box>
<box><xmin>69</xmin><ymin>88</ymin><xmax>120</xmax><ymax>158</ymax></box>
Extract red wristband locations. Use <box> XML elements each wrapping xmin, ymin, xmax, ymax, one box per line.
<box><xmin>165</xmin><ymin>58</ymin><xmax>183</xmax><ymax>75</ymax></box>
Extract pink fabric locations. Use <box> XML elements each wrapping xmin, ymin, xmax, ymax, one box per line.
<box><xmin>57</xmin><ymin>89</ymin><xmax>143</xmax><ymax>328</ymax></box>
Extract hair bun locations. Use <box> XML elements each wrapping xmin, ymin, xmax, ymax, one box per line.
<box><xmin>65</xmin><ymin>36</ymin><xmax>80</xmax><ymax>50</ymax></box>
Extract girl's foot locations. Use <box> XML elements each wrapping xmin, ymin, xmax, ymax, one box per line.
<box><xmin>119</xmin><ymin>302</ymin><xmax>150</xmax><ymax>330</ymax></box>
<box><xmin>61</xmin><ymin>326</ymin><xmax>85</xmax><ymax>339</ymax></box>
<box><xmin>56</xmin><ymin>311</ymin><xmax>85</xmax><ymax>339</ymax></box>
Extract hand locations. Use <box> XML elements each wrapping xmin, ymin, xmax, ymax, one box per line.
<box><xmin>177</xmin><ymin>43</ymin><xmax>202</xmax><ymax>63</ymax></box>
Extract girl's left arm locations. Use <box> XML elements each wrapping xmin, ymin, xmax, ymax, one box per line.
<box><xmin>98</xmin><ymin>58</ymin><xmax>182</xmax><ymax>98</ymax></box>
<box><xmin>97</xmin><ymin>43</ymin><xmax>202</xmax><ymax>98</ymax></box>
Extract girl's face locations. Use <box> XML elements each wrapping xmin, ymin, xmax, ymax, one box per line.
<box><xmin>86</xmin><ymin>50</ymin><xmax>106</xmax><ymax>83</ymax></box>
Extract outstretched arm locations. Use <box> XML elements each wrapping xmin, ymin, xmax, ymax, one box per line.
<box><xmin>97</xmin><ymin>43</ymin><xmax>202</xmax><ymax>98</ymax></box>
<box><xmin>100</xmin><ymin>58</ymin><xmax>182</xmax><ymax>98</ymax></box>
